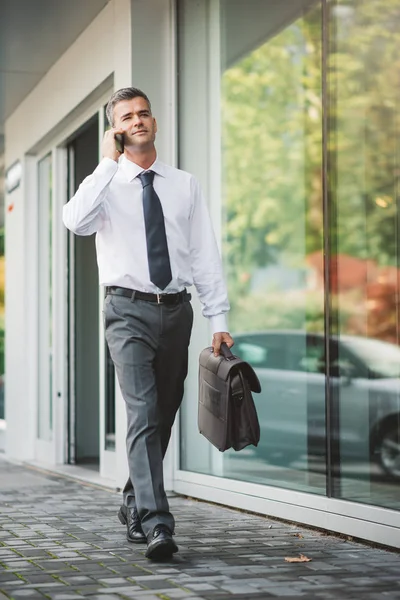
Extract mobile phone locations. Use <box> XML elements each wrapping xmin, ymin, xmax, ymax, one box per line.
<box><xmin>114</xmin><ymin>133</ymin><xmax>125</xmax><ymax>154</ymax></box>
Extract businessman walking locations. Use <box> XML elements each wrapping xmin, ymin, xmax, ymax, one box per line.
<box><xmin>63</xmin><ymin>87</ymin><xmax>233</xmax><ymax>560</ymax></box>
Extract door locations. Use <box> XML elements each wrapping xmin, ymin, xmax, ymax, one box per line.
<box><xmin>36</xmin><ymin>152</ymin><xmax>55</xmax><ymax>461</ymax></box>
<box><xmin>67</xmin><ymin>116</ymin><xmax>100</xmax><ymax>467</ymax></box>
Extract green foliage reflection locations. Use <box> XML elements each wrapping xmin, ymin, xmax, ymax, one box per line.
<box><xmin>222</xmin><ymin>0</ymin><xmax>400</xmax><ymax>341</ymax></box>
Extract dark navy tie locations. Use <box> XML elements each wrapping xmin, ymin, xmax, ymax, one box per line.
<box><xmin>138</xmin><ymin>171</ymin><xmax>172</xmax><ymax>290</ymax></box>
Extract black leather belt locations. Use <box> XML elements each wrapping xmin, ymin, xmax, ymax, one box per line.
<box><xmin>105</xmin><ymin>286</ymin><xmax>191</xmax><ymax>305</ymax></box>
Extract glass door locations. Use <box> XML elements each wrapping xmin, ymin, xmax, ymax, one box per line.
<box><xmin>65</xmin><ymin>107</ymin><xmax>116</xmax><ymax>480</ymax></box>
<box><xmin>37</xmin><ymin>153</ymin><xmax>54</xmax><ymax>449</ymax></box>
<box><xmin>67</xmin><ymin>116</ymin><xmax>100</xmax><ymax>468</ymax></box>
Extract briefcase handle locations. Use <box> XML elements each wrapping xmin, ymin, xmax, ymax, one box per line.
<box><xmin>220</xmin><ymin>342</ymin><xmax>236</xmax><ymax>361</ymax></box>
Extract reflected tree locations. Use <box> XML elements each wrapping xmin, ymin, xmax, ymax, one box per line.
<box><xmin>221</xmin><ymin>0</ymin><xmax>400</xmax><ymax>338</ymax></box>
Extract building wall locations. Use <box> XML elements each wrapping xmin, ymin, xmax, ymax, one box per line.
<box><xmin>4</xmin><ymin>0</ymin><xmax>132</xmax><ymax>461</ymax></box>
<box><xmin>4</xmin><ymin>0</ymin><xmax>180</xmax><ymax>489</ymax></box>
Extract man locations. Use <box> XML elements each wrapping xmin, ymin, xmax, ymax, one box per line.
<box><xmin>63</xmin><ymin>87</ymin><xmax>233</xmax><ymax>560</ymax></box>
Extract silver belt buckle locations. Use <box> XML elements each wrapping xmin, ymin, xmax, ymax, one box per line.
<box><xmin>157</xmin><ymin>293</ymin><xmax>162</xmax><ymax>304</ymax></box>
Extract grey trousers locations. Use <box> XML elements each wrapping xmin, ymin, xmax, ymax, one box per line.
<box><xmin>103</xmin><ymin>292</ymin><xmax>193</xmax><ymax>536</ymax></box>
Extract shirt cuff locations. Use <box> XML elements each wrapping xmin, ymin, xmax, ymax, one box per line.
<box><xmin>209</xmin><ymin>314</ymin><xmax>229</xmax><ymax>336</ymax></box>
<box><xmin>96</xmin><ymin>157</ymin><xmax>119</xmax><ymax>176</ymax></box>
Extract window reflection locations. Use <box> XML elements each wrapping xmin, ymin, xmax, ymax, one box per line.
<box><xmin>179</xmin><ymin>0</ymin><xmax>400</xmax><ymax>512</ymax></box>
<box><xmin>234</xmin><ymin>331</ymin><xmax>400</xmax><ymax>484</ymax></box>
<box><xmin>329</xmin><ymin>0</ymin><xmax>400</xmax><ymax>507</ymax></box>
<box><xmin>220</xmin><ymin>0</ymin><xmax>326</xmax><ymax>494</ymax></box>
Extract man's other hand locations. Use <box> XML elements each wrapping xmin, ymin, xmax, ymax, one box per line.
<box><xmin>212</xmin><ymin>332</ymin><xmax>234</xmax><ymax>357</ymax></box>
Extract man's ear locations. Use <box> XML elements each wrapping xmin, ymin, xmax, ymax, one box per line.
<box><xmin>153</xmin><ymin>118</ymin><xmax>158</xmax><ymax>133</ymax></box>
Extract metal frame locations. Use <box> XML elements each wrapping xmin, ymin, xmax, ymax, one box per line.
<box><xmin>67</xmin><ymin>145</ymin><xmax>76</xmax><ymax>464</ymax></box>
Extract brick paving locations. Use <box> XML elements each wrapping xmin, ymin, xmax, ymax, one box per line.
<box><xmin>0</xmin><ymin>458</ymin><xmax>399</xmax><ymax>600</ymax></box>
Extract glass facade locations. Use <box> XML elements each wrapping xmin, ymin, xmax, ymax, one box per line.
<box><xmin>179</xmin><ymin>0</ymin><xmax>400</xmax><ymax>512</ymax></box>
<box><xmin>328</xmin><ymin>0</ymin><xmax>400</xmax><ymax>509</ymax></box>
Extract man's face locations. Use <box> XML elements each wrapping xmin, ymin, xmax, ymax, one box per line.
<box><xmin>113</xmin><ymin>96</ymin><xmax>157</xmax><ymax>148</ymax></box>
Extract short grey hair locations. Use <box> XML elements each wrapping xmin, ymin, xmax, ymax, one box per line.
<box><xmin>105</xmin><ymin>87</ymin><xmax>152</xmax><ymax>126</ymax></box>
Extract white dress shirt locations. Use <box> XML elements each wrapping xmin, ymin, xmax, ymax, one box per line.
<box><xmin>63</xmin><ymin>155</ymin><xmax>229</xmax><ymax>334</ymax></box>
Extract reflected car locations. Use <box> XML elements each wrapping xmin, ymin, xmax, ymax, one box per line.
<box><xmin>234</xmin><ymin>331</ymin><xmax>400</xmax><ymax>479</ymax></box>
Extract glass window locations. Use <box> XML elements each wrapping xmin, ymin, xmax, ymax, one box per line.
<box><xmin>38</xmin><ymin>153</ymin><xmax>53</xmax><ymax>441</ymax></box>
<box><xmin>329</xmin><ymin>0</ymin><xmax>400</xmax><ymax>507</ymax></box>
<box><xmin>179</xmin><ymin>0</ymin><xmax>326</xmax><ymax>495</ymax></box>
<box><xmin>0</xmin><ymin>227</ymin><xmax>4</xmax><ymax>421</ymax></box>
<box><xmin>179</xmin><ymin>0</ymin><xmax>400</xmax><ymax>511</ymax></box>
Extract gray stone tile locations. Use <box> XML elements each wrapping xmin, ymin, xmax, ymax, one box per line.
<box><xmin>0</xmin><ymin>458</ymin><xmax>399</xmax><ymax>600</ymax></box>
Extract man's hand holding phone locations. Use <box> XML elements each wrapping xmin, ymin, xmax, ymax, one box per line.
<box><xmin>102</xmin><ymin>129</ymin><xmax>125</xmax><ymax>162</ymax></box>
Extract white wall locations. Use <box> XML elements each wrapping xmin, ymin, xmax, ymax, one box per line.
<box><xmin>4</xmin><ymin>0</ymin><xmax>132</xmax><ymax>461</ymax></box>
<box><xmin>4</xmin><ymin>0</ymin><xmax>181</xmax><ymax>492</ymax></box>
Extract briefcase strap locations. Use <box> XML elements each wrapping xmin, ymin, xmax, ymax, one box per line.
<box><xmin>220</xmin><ymin>342</ymin><xmax>236</xmax><ymax>361</ymax></box>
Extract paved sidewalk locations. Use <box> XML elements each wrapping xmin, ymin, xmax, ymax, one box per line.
<box><xmin>0</xmin><ymin>458</ymin><xmax>399</xmax><ymax>600</ymax></box>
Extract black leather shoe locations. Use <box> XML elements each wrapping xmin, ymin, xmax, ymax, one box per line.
<box><xmin>118</xmin><ymin>505</ymin><xmax>146</xmax><ymax>544</ymax></box>
<box><xmin>145</xmin><ymin>524</ymin><xmax>178</xmax><ymax>560</ymax></box>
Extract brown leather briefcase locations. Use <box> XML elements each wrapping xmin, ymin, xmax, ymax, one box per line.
<box><xmin>198</xmin><ymin>343</ymin><xmax>261</xmax><ymax>452</ymax></box>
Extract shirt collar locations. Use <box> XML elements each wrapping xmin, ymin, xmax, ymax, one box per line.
<box><xmin>119</xmin><ymin>154</ymin><xmax>166</xmax><ymax>182</ymax></box>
